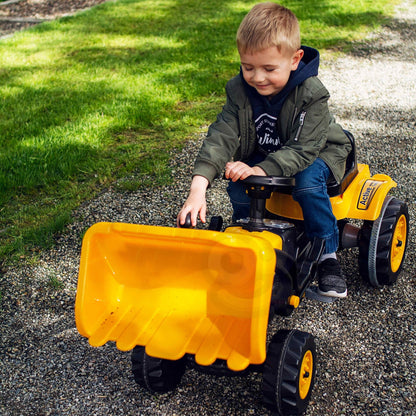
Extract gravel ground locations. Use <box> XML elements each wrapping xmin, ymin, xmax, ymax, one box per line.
<box><xmin>1</xmin><ymin>1</ymin><xmax>416</xmax><ymax>415</ymax></box>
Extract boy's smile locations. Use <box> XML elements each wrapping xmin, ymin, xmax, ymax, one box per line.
<box><xmin>240</xmin><ymin>46</ymin><xmax>304</xmax><ymax>97</ymax></box>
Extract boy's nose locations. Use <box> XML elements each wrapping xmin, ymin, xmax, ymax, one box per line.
<box><xmin>252</xmin><ymin>69</ymin><xmax>265</xmax><ymax>83</ymax></box>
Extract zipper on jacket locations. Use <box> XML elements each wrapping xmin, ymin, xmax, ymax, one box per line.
<box><xmin>294</xmin><ymin>110</ymin><xmax>306</xmax><ymax>142</ymax></box>
<box><xmin>292</xmin><ymin>106</ymin><xmax>298</xmax><ymax>126</ymax></box>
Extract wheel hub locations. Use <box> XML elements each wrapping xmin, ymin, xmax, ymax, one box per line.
<box><xmin>299</xmin><ymin>350</ymin><xmax>313</xmax><ymax>400</ymax></box>
<box><xmin>391</xmin><ymin>214</ymin><xmax>407</xmax><ymax>273</ymax></box>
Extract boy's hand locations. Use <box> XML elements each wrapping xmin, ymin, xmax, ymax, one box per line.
<box><xmin>177</xmin><ymin>176</ymin><xmax>209</xmax><ymax>227</ymax></box>
<box><xmin>225</xmin><ymin>161</ymin><xmax>266</xmax><ymax>181</ymax></box>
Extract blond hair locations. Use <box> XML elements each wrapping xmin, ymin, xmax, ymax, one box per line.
<box><xmin>236</xmin><ymin>2</ymin><xmax>301</xmax><ymax>55</ymax></box>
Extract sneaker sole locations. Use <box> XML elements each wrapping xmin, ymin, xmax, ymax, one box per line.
<box><xmin>317</xmin><ymin>288</ymin><xmax>347</xmax><ymax>298</ymax></box>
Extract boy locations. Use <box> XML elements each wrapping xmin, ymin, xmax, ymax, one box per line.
<box><xmin>177</xmin><ymin>2</ymin><xmax>351</xmax><ymax>298</ymax></box>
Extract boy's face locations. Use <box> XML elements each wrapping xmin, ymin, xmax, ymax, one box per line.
<box><xmin>239</xmin><ymin>46</ymin><xmax>304</xmax><ymax>97</ymax></box>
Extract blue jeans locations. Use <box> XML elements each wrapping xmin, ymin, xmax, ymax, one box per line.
<box><xmin>227</xmin><ymin>157</ymin><xmax>339</xmax><ymax>254</ymax></box>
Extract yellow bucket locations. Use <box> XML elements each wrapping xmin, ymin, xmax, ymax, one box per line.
<box><xmin>75</xmin><ymin>222</ymin><xmax>278</xmax><ymax>371</ymax></box>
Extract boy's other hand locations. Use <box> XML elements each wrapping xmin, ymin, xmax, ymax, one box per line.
<box><xmin>177</xmin><ymin>176</ymin><xmax>209</xmax><ymax>227</ymax></box>
<box><xmin>225</xmin><ymin>161</ymin><xmax>266</xmax><ymax>182</ymax></box>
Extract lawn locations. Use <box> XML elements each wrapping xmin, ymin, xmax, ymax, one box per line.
<box><xmin>0</xmin><ymin>0</ymin><xmax>398</xmax><ymax>261</ymax></box>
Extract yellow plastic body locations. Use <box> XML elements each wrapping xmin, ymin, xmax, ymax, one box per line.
<box><xmin>266</xmin><ymin>164</ymin><xmax>397</xmax><ymax>221</ymax></box>
<box><xmin>75</xmin><ymin>222</ymin><xmax>281</xmax><ymax>371</ymax></box>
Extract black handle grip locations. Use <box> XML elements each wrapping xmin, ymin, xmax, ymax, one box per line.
<box><xmin>179</xmin><ymin>212</ymin><xmax>193</xmax><ymax>229</ymax></box>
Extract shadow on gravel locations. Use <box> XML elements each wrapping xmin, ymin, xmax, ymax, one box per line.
<box><xmin>350</xmin><ymin>14</ymin><xmax>416</xmax><ymax>59</ymax></box>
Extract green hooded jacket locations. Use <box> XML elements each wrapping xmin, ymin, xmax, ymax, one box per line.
<box><xmin>193</xmin><ymin>74</ymin><xmax>351</xmax><ymax>184</ymax></box>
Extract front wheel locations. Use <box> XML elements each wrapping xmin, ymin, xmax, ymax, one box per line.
<box><xmin>359</xmin><ymin>197</ymin><xmax>409</xmax><ymax>287</ymax></box>
<box><xmin>262</xmin><ymin>329</ymin><xmax>316</xmax><ymax>415</ymax></box>
<box><xmin>131</xmin><ymin>346</ymin><xmax>186</xmax><ymax>393</ymax></box>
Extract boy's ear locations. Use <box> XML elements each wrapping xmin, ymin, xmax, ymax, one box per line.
<box><xmin>291</xmin><ymin>49</ymin><xmax>304</xmax><ymax>70</ymax></box>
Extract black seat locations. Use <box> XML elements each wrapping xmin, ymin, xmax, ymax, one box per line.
<box><xmin>326</xmin><ymin>130</ymin><xmax>358</xmax><ymax>197</ymax></box>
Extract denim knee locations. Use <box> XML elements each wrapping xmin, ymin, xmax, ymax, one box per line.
<box><xmin>293</xmin><ymin>158</ymin><xmax>330</xmax><ymax>197</ymax></box>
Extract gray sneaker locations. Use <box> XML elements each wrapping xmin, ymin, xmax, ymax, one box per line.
<box><xmin>317</xmin><ymin>258</ymin><xmax>347</xmax><ymax>298</ymax></box>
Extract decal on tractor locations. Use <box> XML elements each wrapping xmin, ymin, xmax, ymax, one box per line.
<box><xmin>358</xmin><ymin>180</ymin><xmax>384</xmax><ymax>210</ymax></box>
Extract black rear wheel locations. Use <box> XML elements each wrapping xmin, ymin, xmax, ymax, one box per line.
<box><xmin>359</xmin><ymin>197</ymin><xmax>409</xmax><ymax>286</ymax></box>
<box><xmin>262</xmin><ymin>329</ymin><xmax>316</xmax><ymax>415</ymax></box>
<box><xmin>131</xmin><ymin>346</ymin><xmax>186</xmax><ymax>393</ymax></box>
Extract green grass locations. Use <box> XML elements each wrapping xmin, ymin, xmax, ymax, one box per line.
<box><xmin>47</xmin><ymin>274</ymin><xmax>65</xmax><ymax>290</ymax></box>
<box><xmin>0</xmin><ymin>0</ymin><xmax>398</xmax><ymax>262</ymax></box>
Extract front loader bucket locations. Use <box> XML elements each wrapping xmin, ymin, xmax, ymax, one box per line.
<box><xmin>75</xmin><ymin>222</ymin><xmax>277</xmax><ymax>371</ymax></box>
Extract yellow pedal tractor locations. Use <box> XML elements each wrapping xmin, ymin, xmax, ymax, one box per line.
<box><xmin>75</xmin><ymin>132</ymin><xmax>409</xmax><ymax>415</ymax></box>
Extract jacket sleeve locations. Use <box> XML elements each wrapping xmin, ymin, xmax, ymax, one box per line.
<box><xmin>256</xmin><ymin>84</ymin><xmax>332</xmax><ymax>177</ymax></box>
<box><xmin>192</xmin><ymin>81</ymin><xmax>242</xmax><ymax>184</ymax></box>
